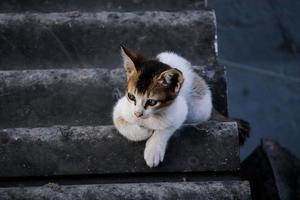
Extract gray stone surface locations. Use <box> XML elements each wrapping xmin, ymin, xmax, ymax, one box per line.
<box><xmin>0</xmin><ymin>181</ymin><xmax>251</xmax><ymax>200</ymax></box>
<box><xmin>0</xmin><ymin>122</ymin><xmax>239</xmax><ymax>177</ymax></box>
<box><xmin>0</xmin><ymin>67</ymin><xmax>227</xmax><ymax>128</ymax></box>
<box><xmin>0</xmin><ymin>11</ymin><xmax>216</xmax><ymax>70</ymax></box>
<box><xmin>0</xmin><ymin>0</ymin><xmax>206</xmax><ymax>12</ymax></box>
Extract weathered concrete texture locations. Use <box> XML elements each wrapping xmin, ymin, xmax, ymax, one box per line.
<box><xmin>0</xmin><ymin>11</ymin><xmax>216</xmax><ymax>70</ymax></box>
<box><xmin>0</xmin><ymin>68</ymin><xmax>124</xmax><ymax>128</ymax></box>
<box><xmin>0</xmin><ymin>67</ymin><xmax>227</xmax><ymax>128</ymax></box>
<box><xmin>0</xmin><ymin>122</ymin><xmax>239</xmax><ymax>177</ymax></box>
<box><xmin>0</xmin><ymin>0</ymin><xmax>206</xmax><ymax>12</ymax></box>
<box><xmin>241</xmin><ymin>139</ymin><xmax>300</xmax><ymax>200</ymax></box>
<box><xmin>0</xmin><ymin>181</ymin><xmax>251</xmax><ymax>200</ymax></box>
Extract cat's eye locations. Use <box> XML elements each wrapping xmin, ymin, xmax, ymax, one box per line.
<box><xmin>127</xmin><ymin>92</ymin><xmax>136</xmax><ymax>102</ymax></box>
<box><xmin>146</xmin><ymin>99</ymin><xmax>158</xmax><ymax>106</ymax></box>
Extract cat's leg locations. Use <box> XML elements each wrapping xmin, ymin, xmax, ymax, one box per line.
<box><xmin>114</xmin><ymin>117</ymin><xmax>153</xmax><ymax>141</ymax></box>
<box><xmin>143</xmin><ymin>128</ymin><xmax>175</xmax><ymax>168</ymax></box>
<box><xmin>113</xmin><ymin>97</ymin><xmax>153</xmax><ymax>141</ymax></box>
<box><xmin>141</xmin><ymin>97</ymin><xmax>188</xmax><ymax>167</ymax></box>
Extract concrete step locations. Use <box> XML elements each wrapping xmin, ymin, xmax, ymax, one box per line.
<box><xmin>0</xmin><ymin>0</ymin><xmax>206</xmax><ymax>12</ymax></box>
<box><xmin>0</xmin><ymin>10</ymin><xmax>216</xmax><ymax>70</ymax></box>
<box><xmin>0</xmin><ymin>122</ymin><xmax>239</xmax><ymax>177</ymax></box>
<box><xmin>0</xmin><ymin>67</ymin><xmax>227</xmax><ymax>128</ymax></box>
<box><xmin>0</xmin><ymin>181</ymin><xmax>251</xmax><ymax>200</ymax></box>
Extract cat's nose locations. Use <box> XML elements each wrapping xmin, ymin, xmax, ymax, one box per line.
<box><xmin>134</xmin><ymin>111</ymin><xmax>143</xmax><ymax>118</ymax></box>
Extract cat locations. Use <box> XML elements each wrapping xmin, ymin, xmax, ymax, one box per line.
<box><xmin>112</xmin><ymin>46</ymin><xmax>212</xmax><ymax>168</ymax></box>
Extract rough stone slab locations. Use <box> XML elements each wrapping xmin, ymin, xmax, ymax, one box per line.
<box><xmin>262</xmin><ymin>139</ymin><xmax>300</xmax><ymax>200</ymax></box>
<box><xmin>241</xmin><ymin>139</ymin><xmax>300</xmax><ymax>200</ymax></box>
<box><xmin>0</xmin><ymin>11</ymin><xmax>216</xmax><ymax>69</ymax></box>
<box><xmin>0</xmin><ymin>122</ymin><xmax>239</xmax><ymax>177</ymax></box>
<box><xmin>0</xmin><ymin>0</ymin><xmax>206</xmax><ymax>12</ymax></box>
<box><xmin>0</xmin><ymin>181</ymin><xmax>251</xmax><ymax>200</ymax></box>
<box><xmin>0</xmin><ymin>67</ymin><xmax>227</xmax><ymax>128</ymax></box>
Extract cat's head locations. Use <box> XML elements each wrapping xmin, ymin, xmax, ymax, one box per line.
<box><xmin>121</xmin><ymin>46</ymin><xmax>184</xmax><ymax>119</ymax></box>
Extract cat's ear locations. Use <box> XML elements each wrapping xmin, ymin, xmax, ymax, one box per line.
<box><xmin>120</xmin><ymin>45</ymin><xmax>144</xmax><ymax>77</ymax></box>
<box><xmin>157</xmin><ymin>68</ymin><xmax>184</xmax><ymax>94</ymax></box>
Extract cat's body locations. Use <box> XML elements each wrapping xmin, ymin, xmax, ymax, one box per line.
<box><xmin>113</xmin><ymin>47</ymin><xmax>212</xmax><ymax>168</ymax></box>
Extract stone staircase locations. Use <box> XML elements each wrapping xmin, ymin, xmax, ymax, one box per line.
<box><xmin>0</xmin><ymin>0</ymin><xmax>251</xmax><ymax>199</ymax></box>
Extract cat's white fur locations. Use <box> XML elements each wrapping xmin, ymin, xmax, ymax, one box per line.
<box><xmin>113</xmin><ymin>52</ymin><xmax>212</xmax><ymax>168</ymax></box>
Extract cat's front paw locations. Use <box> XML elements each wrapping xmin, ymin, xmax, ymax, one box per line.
<box><xmin>144</xmin><ymin>137</ymin><xmax>167</xmax><ymax>168</ymax></box>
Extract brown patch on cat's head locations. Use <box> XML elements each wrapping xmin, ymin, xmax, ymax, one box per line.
<box><xmin>146</xmin><ymin>68</ymin><xmax>184</xmax><ymax>109</ymax></box>
<box><xmin>127</xmin><ymin>72</ymin><xmax>139</xmax><ymax>94</ymax></box>
<box><xmin>121</xmin><ymin>46</ymin><xmax>184</xmax><ymax>110</ymax></box>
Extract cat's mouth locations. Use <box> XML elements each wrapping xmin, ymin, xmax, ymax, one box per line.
<box><xmin>132</xmin><ymin>115</ymin><xmax>149</xmax><ymax>122</ymax></box>
<box><xmin>136</xmin><ymin>115</ymin><xmax>148</xmax><ymax>120</ymax></box>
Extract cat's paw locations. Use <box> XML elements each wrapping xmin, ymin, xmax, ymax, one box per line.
<box><xmin>144</xmin><ymin>137</ymin><xmax>167</xmax><ymax>168</ymax></box>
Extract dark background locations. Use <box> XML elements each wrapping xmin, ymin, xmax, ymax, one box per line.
<box><xmin>209</xmin><ymin>0</ymin><xmax>300</xmax><ymax>159</ymax></box>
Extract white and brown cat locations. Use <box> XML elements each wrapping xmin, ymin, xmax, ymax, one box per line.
<box><xmin>113</xmin><ymin>46</ymin><xmax>213</xmax><ymax>168</ymax></box>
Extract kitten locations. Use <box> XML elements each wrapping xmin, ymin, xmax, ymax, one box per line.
<box><xmin>113</xmin><ymin>46</ymin><xmax>212</xmax><ymax>168</ymax></box>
